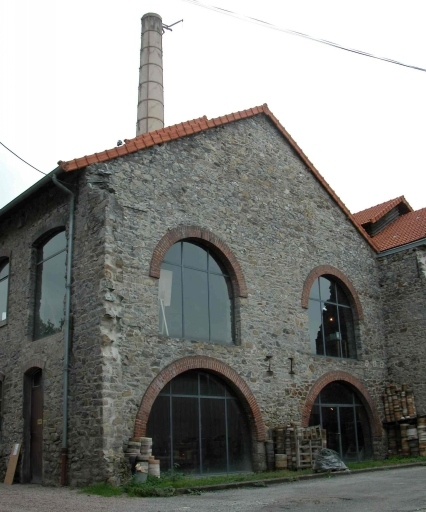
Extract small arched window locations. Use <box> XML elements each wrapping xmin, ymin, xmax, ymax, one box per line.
<box><xmin>0</xmin><ymin>259</ymin><xmax>10</xmax><ymax>322</ymax></box>
<box><xmin>34</xmin><ymin>231</ymin><xmax>67</xmax><ymax>340</ymax></box>
<box><xmin>308</xmin><ymin>276</ymin><xmax>357</xmax><ymax>358</ymax></box>
<box><xmin>158</xmin><ymin>241</ymin><xmax>234</xmax><ymax>344</ymax></box>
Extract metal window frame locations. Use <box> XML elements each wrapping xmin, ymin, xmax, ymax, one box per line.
<box><xmin>161</xmin><ymin>241</ymin><xmax>234</xmax><ymax>343</ymax></box>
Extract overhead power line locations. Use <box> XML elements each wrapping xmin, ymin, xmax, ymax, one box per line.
<box><xmin>0</xmin><ymin>141</ymin><xmax>46</xmax><ymax>175</ymax></box>
<box><xmin>182</xmin><ymin>0</ymin><xmax>426</xmax><ymax>73</ymax></box>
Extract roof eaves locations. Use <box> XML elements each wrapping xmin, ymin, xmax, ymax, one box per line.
<box><xmin>0</xmin><ymin>167</ymin><xmax>63</xmax><ymax>220</ymax></box>
<box><xmin>376</xmin><ymin>237</ymin><xmax>426</xmax><ymax>258</ymax></box>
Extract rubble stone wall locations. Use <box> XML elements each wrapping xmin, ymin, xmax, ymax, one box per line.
<box><xmin>379</xmin><ymin>247</ymin><xmax>426</xmax><ymax>416</ymax></box>
<box><xmin>1</xmin><ymin>114</ymin><xmax>396</xmax><ymax>485</ymax></box>
<box><xmin>89</xmin><ymin>114</ymin><xmax>388</xmax><ymax>476</ymax></box>
<box><xmin>0</xmin><ymin>173</ymin><xmax>108</xmax><ymax>486</ymax></box>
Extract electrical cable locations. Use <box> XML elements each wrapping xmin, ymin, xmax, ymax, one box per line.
<box><xmin>0</xmin><ymin>141</ymin><xmax>46</xmax><ymax>175</ymax></box>
<box><xmin>182</xmin><ymin>0</ymin><xmax>426</xmax><ymax>73</ymax></box>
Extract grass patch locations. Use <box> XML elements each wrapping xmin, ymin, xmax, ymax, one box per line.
<box><xmin>154</xmin><ymin>467</ymin><xmax>312</xmax><ymax>488</ymax></box>
<box><xmin>81</xmin><ymin>456</ymin><xmax>426</xmax><ymax>498</ymax></box>
<box><xmin>347</xmin><ymin>455</ymin><xmax>426</xmax><ymax>470</ymax></box>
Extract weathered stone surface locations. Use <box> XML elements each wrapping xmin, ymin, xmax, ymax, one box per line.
<box><xmin>379</xmin><ymin>248</ymin><xmax>426</xmax><ymax>415</ymax></box>
<box><xmin>0</xmin><ymin>114</ymin><xmax>401</xmax><ymax>485</ymax></box>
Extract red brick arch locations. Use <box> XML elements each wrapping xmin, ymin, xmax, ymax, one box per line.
<box><xmin>133</xmin><ymin>356</ymin><xmax>266</xmax><ymax>441</ymax></box>
<box><xmin>149</xmin><ymin>226</ymin><xmax>248</xmax><ymax>298</ymax></box>
<box><xmin>301</xmin><ymin>371</ymin><xmax>382</xmax><ymax>437</ymax></box>
<box><xmin>301</xmin><ymin>265</ymin><xmax>363</xmax><ymax>321</ymax></box>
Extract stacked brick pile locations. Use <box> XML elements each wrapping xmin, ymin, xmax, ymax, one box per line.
<box><xmin>382</xmin><ymin>383</ymin><xmax>426</xmax><ymax>458</ymax></box>
<box><xmin>382</xmin><ymin>384</ymin><xmax>417</xmax><ymax>422</ymax></box>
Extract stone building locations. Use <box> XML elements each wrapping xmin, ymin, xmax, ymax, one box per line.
<box><xmin>0</xmin><ymin>15</ymin><xmax>425</xmax><ymax>488</ymax></box>
<box><xmin>353</xmin><ymin>198</ymin><xmax>426</xmax><ymax>415</ymax></box>
<box><xmin>1</xmin><ymin>104</ymin><xmax>425</xmax><ymax>486</ymax></box>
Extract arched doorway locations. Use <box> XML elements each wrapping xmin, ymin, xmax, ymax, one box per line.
<box><xmin>146</xmin><ymin>370</ymin><xmax>252</xmax><ymax>474</ymax></box>
<box><xmin>309</xmin><ymin>381</ymin><xmax>373</xmax><ymax>461</ymax></box>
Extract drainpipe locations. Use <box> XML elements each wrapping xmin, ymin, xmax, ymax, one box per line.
<box><xmin>52</xmin><ymin>174</ymin><xmax>75</xmax><ymax>486</ymax></box>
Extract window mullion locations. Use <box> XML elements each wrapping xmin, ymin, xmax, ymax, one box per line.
<box><xmin>180</xmin><ymin>243</ymin><xmax>185</xmax><ymax>339</ymax></box>
<box><xmin>207</xmin><ymin>251</ymin><xmax>211</xmax><ymax>342</ymax></box>
<box><xmin>224</xmin><ymin>393</ymin><xmax>230</xmax><ymax>474</ymax></box>
<box><xmin>197</xmin><ymin>374</ymin><xmax>203</xmax><ymax>475</ymax></box>
<box><xmin>320</xmin><ymin>301</ymin><xmax>327</xmax><ymax>356</ymax></box>
<box><xmin>37</xmin><ymin>247</ymin><xmax>66</xmax><ymax>266</ymax></box>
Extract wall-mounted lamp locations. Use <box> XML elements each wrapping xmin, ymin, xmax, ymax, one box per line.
<box><xmin>288</xmin><ymin>357</ymin><xmax>295</xmax><ymax>375</ymax></box>
<box><xmin>265</xmin><ymin>355</ymin><xmax>273</xmax><ymax>375</ymax></box>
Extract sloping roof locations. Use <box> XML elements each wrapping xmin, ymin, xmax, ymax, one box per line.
<box><xmin>353</xmin><ymin>196</ymin><xmax>413</xmax><ymax>225</ymax></box>
<box><xmin>369</xmin><ymin>208</ymin><xmax>426</xmax><ymax>251</ymax></box>
<box><xmin>59</xmin><ymin>103</ymin><xmax>378</xmax><ymax>251</ymax></box>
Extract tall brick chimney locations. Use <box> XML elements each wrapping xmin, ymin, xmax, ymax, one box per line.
<box><xmin>136</xmin><ymin>13</ymin><xmax>164</xmax><ymax>135</ymax></box>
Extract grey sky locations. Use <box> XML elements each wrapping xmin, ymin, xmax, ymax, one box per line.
<box><xmin>1</xmin><ymin>0</ymin><xmax>425</xmax><ymax>212</ymax></box>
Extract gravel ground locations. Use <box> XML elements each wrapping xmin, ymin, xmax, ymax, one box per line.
<box><xmin>1</xmin><ymin>466</ymin><xmax>426</xmax><ymax>512</ymax></box>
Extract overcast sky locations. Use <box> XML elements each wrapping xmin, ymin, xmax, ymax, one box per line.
<box><xmin>1</xmin><ymin>0</ymin><xmax>425</xmax><ymax>213</ymax></box>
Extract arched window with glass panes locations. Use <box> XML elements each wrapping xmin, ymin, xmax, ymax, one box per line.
<box><xmin>308</xmin><ymin>276</ymin><xmax>357</xmax><ymax>359</ymax></box>
<box><xmin>158</xmin><ymin>240</ymin><xmax>234</xmax><ymax>344</ymax></box>
<box><xmin>0</xmin><ymin>258</ymin><xmax>10</xmax><ymax>323</ymax></box>
<box><xmin>34</xmin><ymin>230</ymin><xmax>67</xmax><ymax>340</ymax></box>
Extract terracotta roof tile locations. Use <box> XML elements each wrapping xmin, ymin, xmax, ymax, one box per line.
<box><xmin>353</xmin><ymin>196</ymin><xmax>413</xmax><ymax>225</ymax></box>
<box><xmin>58</xmin><ymin>104</ymin><xmax>379</xmax><ymax>251</ymax></box>
<box><xmin>372</xmin><ymin>208</ymin><xmax>426</xmax><ymax>251</ymax></box>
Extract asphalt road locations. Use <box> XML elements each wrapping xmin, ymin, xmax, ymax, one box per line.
<box><xmin>1</xmin><ymin>466</ymin><xmax>425</xmax><ymax>512</ymax></box>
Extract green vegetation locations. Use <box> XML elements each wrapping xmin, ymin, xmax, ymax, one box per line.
<box><xmin>81</xmin><ymin>456</ymin><xmax>426</xmax><ymax>498</ymax></box>
<box><xmin>82</xmin><ymin>481</ymin><xmax>123</xmax><ymax>497</ymax></box>
<box><xmin>346</xmin><ymin>455</ymin><xmax>426</xmax><ymax>470</ymax></box>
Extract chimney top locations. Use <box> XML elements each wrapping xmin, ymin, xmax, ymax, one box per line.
<box><xmin>136</xmin><ymin>13</ymin><xmax>164</xmax><ymax>136</ymax></box>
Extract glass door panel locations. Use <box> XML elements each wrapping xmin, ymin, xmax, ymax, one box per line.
<box><xmin>227</xmin><ymin>399</ymin><xmax>252</xmax><ymax>472</ymax></box>
<box><xmin>172</xmin><ymin>397</ymin><xmax>200</xmax><ymax>473</ymax></box>
<box><xmin>339</xmin><ymin>406</ymin><xmax>358</xmax><ymax>461</ymax></box>
<box><xmin>321</xmin><ymin>406</ymin><xmax>340</xmax><ymax>454</ymax></box>
<box><xmin>200</xmin><ymin>398</ymin><xmax>227</xmax><ymax>473</ymax></box>
<box><xmin>147</xmin><ymin>395</ymin><xmax>171</xmax><ymax>471</ymax></box>
<box><xmin>356</xmin><ymin>407</ymin><xmax>373</xmax><ymax>459</ymax></box>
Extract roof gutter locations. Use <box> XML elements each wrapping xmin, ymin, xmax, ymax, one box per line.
<box><xmin>0</xmin><ymin>167</ymin><xmax>62</xmax><ymax>220</ymax></box>
<box><xmin>376</xmin><ymin>237</ymin><xmax>426</xmax><ymax>258</ymax></box>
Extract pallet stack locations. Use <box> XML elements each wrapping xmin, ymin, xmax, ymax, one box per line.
<box><xmin>295</xmin><ymin>425</ymin><xmax>327</xmax><ymax>469</ymax></box>
<box><xmin>273</xmin><ymin>424</ymin><xmax>326</xmax><ymax>470</ymax></box>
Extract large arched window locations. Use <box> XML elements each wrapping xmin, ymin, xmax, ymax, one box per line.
<box><xmin>309</xmin><ymin>381</ymin><xmax>372</xmax><ymax>461</ymax></box>
<box><xmin>308</xmin><ymin>276</ymin><xmax>357</xmax><ymax>358</ymax></box>
<box><xmin>34</xmin><ymin>231</ymin><xmax>67</xmax><ymax>340</ymax></box>
<box><xmin>0</xmin><ymin>258</ymin><xmax>10</xmax><ymax>323</ymax></box>
<box><xmin>158</xmin><ymin>241</ymin><xmax>234</xmax><ymax>344</ymax></box>
<box><xmin>146</xmin><ymin>370</ymin><xmax>252</xmax><ymax>474</ymax></box>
